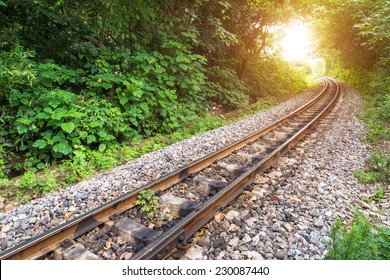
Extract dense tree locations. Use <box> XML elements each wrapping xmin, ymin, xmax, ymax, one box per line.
<box><xmin>0</xmin><ymin>0</ymin><xmax>309</xmax><ymax>174</ymax></box>
<box><xmin>310</xmin><ymin>0</ymin><xmax>389</xmax><ymax>148</ymax></box>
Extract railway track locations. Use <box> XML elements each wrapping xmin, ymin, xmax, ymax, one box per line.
<box><xmin>0</xmin><ymin>77</ymin><xmax>340</xmax><ymax>260</ymax></box>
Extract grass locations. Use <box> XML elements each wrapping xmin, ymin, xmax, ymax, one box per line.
<box><xmin>360</xmin><ymin>93</ymin><xmax>390</xmax><ymax>145</ymax></box>
<box><xmin>325</xmin><ymin>210</ymin><xmax>390</xmax><ymax>260</ymax></box>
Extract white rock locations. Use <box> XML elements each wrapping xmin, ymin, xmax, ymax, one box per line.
<box><xmin>268</xmin><ymin>171</ymin><xmax>283</xmax><ymax>180</ymax></box>
<box><xmin>184</xmin><ymin>245</ymin><xmax>204</xmax><ymax>260</ymax></box>
<box><xmin>250</xmin><ymin>251</ymin><xmax>264</xmax><ymax>260</ymax></box>
<box><xmin>225</xmin><ymin>210</ymin><xmax>241</xmax><ymax>222</ymax></box>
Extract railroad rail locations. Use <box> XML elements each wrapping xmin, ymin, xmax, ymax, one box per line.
<box><xmin>0</xmin><ymin>77</ymin><xmax>340</xmax><ymax>260</ymax></box>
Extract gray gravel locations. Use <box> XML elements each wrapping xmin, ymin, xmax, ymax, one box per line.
<box><xmin>186</xmin><ymin>84</ymin><xmax>389</xmax><ymax>260</ymax></box>
<box><xmin>0</xmin><ymin>85</ymin><xmax>321</xmax><ymax>253</ymax></box>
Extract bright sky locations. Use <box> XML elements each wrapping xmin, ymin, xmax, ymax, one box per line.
<box><xmin>279</xmin><ymin>22</ymin><xmax>313</xmax><ymax>62</ymax></box>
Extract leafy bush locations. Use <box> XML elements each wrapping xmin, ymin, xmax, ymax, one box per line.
<box><xmin>204</xmin><ymin>64</ymin><xmax>249</xmax><ymax>108</ymax></box>
<box><xmin>0</xmin><ymin>178</ymin><xmax>11</xmax><ymax>188</ymax></box>
<box><xmin>371</xmin><ymin>186</ymin><xmax>384</xmax><ymax>201</ymax></box>
<box><xmin>18</xmin><ymin>170</ymin><xmax>57</xmax><ymax>194</ymax></box>
<box><xmin>58</xmin><ymin>160</ymin><xmax>94</xmax><ymax>185</ymax></box>
<box><xmin>0</xmin><ymin>146</ymin><xmax>7</xmax><ymax>178</ymax></box>
<box><xmin>325</xmin><ymin>211</ymin><xmax>390</xmax><ymax>260</ymax></box>
<box><xmin>369</xmin><ymin>152</ymin><xmax>390</xmax><ymax>183</ymax></box>
<box><xmin>135</xmin><ymin>189</ymin><xmax>159</xmax><ymax>222</ymax></box>
<box><xmin>354</xmin><ymin>170</ymin><xmax>381</xmax><ymax>184</ymax></box>
<box><xmin>0</xmin><ymin>44</ymin><xmax>210</xmax><ymax>169</ymax></box>
<box><xmin>355</xmin><ymin>152</ymin><xmax>390</xmax><ymax>184</ymax></box>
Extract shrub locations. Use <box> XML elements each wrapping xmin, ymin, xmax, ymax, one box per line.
<box><xmin>325</xmin><ymin>211</ymin><xmax>390</xmax><ymax>260</ymax></box>
<box><xmin>18</xmin><ymin>169</ymin><xmax>57</xmax><ymax>194</ymax></box>
<box><xmin>135</xmin><ymin>189</ymin><xmax>159</xmax><ymax>222</ymax></box>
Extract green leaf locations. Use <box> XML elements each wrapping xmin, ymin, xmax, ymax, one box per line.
<box><xmin>61</xmin><ymin>122</ymin><xmax>76</xmax><ymax>134</ymax></box>
<box><xmin>140</xmin><ymin>102</ymin><xmax>149</xmax><ymax>113</ymax></box>
<box><xmin>105</xmin><ymin>134</ymin><xmax>115</xmax><ymax>141</ymax></box>
<box><xmin>41</xmin><ymin>131</ymin><xmax>53</xmax><ymax>139</ymax></box>
<box><xmin>133</xmin><ymin>89</ymin><xmax>143</xmax><ymax>98</ymax></box>
<box><xmin>32</xmin><ymin>139</ymin><xmax>47</xmax><ymax>149</ymax></box>
<box><xmin>68</xmin><ymin>111</ymin><xmax>84</xmax><ymax>118</ymax></box>
<box><xmin>118</xmin><ymin>95</ymin><xmax>129</xmax><ymax>105</ymax></box>
<box><xmin>179</xmin><ymin>64</ymin><xmax>188</xmax><ymax>71</ymax></box>
<box><xmin>123</xmin><ymin>80</ymin><xmax>131</xmax><ymax>87</ymax></box>
<box><xmin>53</xmin><ymin>143</ymin><xmax>72</xmax><ymax>155</ymax></box>
<box><xmin>101</xmin><ymin>82</ymin><xmax>112</xmax><ymax>90</ymax></box>
<box><xmin>99</xmin><ymin>144</ymin><xmax>107</xmax><ymax>152</ymax></box>
<box><xmin>141</xmin><ymin>64</ymin><xmax>151</xmax><ymax>73</ymax></box>
<box><xmin>86</xmin><ymin>134</ymin><xmax>96</xmax><ymax>144</ymax></box>
<box><xmin>52</xmin><ymin>133</ymin><xmax>66</xmax><ymax>143</ymax></box>
<box><xmin>36</xmin><ymin>112</ymin><xmax>51</xmax><ymax>120</ymax></box>
<box><xmin>16</xmin><ymin>125</ymin><xmax>28</xmax><ymax>134</ymax></box>
<box><xmin>193</xmin><ymin>85</ymin><xmax>201</xmax><ymax>91</ymax></box>
<box><xmin>17</xmin><ymin>118</ymin><xmax>32</xmax><ymax>125</ymax></box>
<box><xmin>47</xmin><ymin>119</ymin><xmax>62</xmax><ymax>127</ymax></box>
<box><xmin>79</xmin><ymin>131</ymin><xmax>88</xmax><ymax>138</ymax></box>
<box><xmin>89</xmin><ymin>121</ymin><xmax>101</xmax><ymax>128</ymax></box>
<box><xmin>49</xmin><ymin>100</ymin><xmax>62</xmax><ymax>108</ymax></box>
<box><xmin>98</xmin><ymin>130</ymin><xmax>107</xmax><ymax>138</ymax></box>
<box><xmin>129</xmin><ymin>117</ymin><xmax>138</xmax><ymax>126</ymax></box>
<box><xmin>51</xmin><ymin>111</ymin><xmax>66</xmax><ymax>120</ymax></box>
<box><xmin>37</xmin><ymin>163</ymin><xmax>46</xmax><ymax>170</ymax></box>
<box><xmin>0</xmin><ymin>1</ymin><xmax>7</xmax><ymax>7</ymax></box>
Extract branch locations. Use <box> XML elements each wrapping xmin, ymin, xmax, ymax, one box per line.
<box><xmin>83</xmin><ymin>34</ymin><xmax>106</xmax><ymax>48</ymax></box>
<box><xmin>73</xmin><ymin>25</ymin><xmax>105</xmax><ymax>48</ymax></box>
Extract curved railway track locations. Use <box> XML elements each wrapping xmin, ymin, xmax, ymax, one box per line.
<box><xmin>0</xmin><ymin>77</ymin><xmax>340</xmax><ymax>260</ymax></box>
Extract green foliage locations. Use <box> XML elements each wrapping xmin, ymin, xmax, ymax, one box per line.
<box><xmin>121</xmin><ymin>146</ymin><xmax>141</xmax><ymax>161</ymax></box>
<box><xmin>87</xmin><ymin>150</ymin><xmax>116</xmax><ymax>171</ymax></box>
<box><xmin>355</xmin><ymin>152</ymin><xmax>390</xmax><ymax>184</ymax></box>
<box><xmin>368</xmin><ymin>152</ymin><xmax>390</xmax><ymax>182</ymax></box>
<box><xmin>18</xmin><ymin>170</ymin><xmax>57</xmax><ymax>194</ymax></box>
<box><xmin>15</xmin><ymin>191</ymin><xmax>31</xmax><ymax>204</ymax></box>
<box><xmin>361</xmin><ymin>90</ymin><xmax>390</xmax><ymax>144</ymax></box>
<box><xmin>325</xmin><ymin>211</ymin><xmax>390</xmax><ymax>260</ymax></box>
<box><xmin>135</xmin><ymin>189</ymin><xmax>159</xmax><ymax>222</ymax></box>
<box><xmin>0</xmin><ymin>178</ymin><xmax>11</xmax><ymax>189</ymax></box>
<box><xmin>189</xmin><ymin>115</ymin><xmax>231</xmax><ymax>134</ymax></box>
<box><xmin>58</xmin><ymin>160</ymin><xmax>94</xmax><ymax>185</ymax></box>
<box><xmin>354</xmin><ymin>170</ymin><xmax>382</xmax><ymax>184</ymax></box>
<box><xmin>354</xmin><ymin>0</ymin><xmax>390</xmax><ymax>67</ymax></box>
<box><xmin>1</xmin><ymin>93</ymin><xmax>287</xmax><ymax>204</ymax></box>
<box><xmin>0</xmin><ymin>146</ymin><xmax>7</xmax><ymax>178</ymax></box>
<box><xmin>371</xmin><ymin>186</ymin><xmax>384</xmax><ymax>201</ymax></box>
<box><xmin>204</xmin><ymin>64</ymin><xmax>249</xmax><ymax>108</ymax></box>
<box><xmin>251</xmin><ymin>99</ymin><xmax>274</xmax><ymax>112</ymax></box>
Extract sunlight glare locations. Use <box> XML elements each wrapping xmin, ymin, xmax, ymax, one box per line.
<box><xmin>280</xmin><ymin>22</ymin><xmax>313</xmax><ymax>62</ymax></box>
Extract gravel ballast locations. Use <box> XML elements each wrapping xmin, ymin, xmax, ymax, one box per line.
<box><xmin>187</xmin><ymin>84</ymin><xmax>389</xmax><ymax>260</ymax></box>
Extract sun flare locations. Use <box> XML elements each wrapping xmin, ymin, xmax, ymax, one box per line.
<box><xmin>279</xmin><ymin>22</ymin><xmax>313</xmax><ymax>62</ymax></box>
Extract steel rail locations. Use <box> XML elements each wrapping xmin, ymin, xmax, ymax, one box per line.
<box><xmin>133</xmin><ymin>78</ymin><xmax>340</xmax><ymax>259</ymax></box>
<box><xmin>0</xmin><ymin>78</ymin><xmax>335</xmax><ymax>260</ymax></box>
